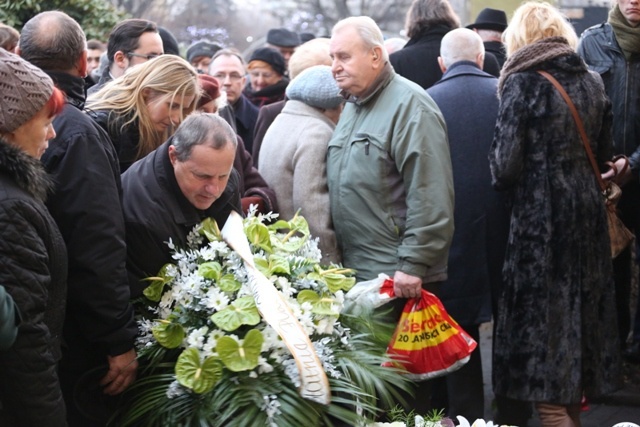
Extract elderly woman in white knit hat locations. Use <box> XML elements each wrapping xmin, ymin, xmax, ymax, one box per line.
<box><xmin>258</xmin><ymin>65</ymin><xmax>344</xmax><ymax>264</ymax></box>
<box><xmin>0</xmin><ymin>49</ymin><xmax>69</xmax><ymax>426</ymax></box>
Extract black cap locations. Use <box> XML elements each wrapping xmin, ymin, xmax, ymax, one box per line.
<box><xmin>248</xmin><ymin>47</ymin><xmax>286</xmax><ymax>76</ymax></box>
<box><xmin>466</xmin><ymin>8</ymin><xmax>508</xmax><ymax>32</ymax></box>
<box><xmin>186</xmin><ymin>41</ymin><xmax>222</xmax><ymax>63</ymax></box>
<box><xmin>299</xmin><ymin>32</ymin><xmax>316</xmax><ymax>43</ymax></box>
<box><xmin>158</xmin><ymin>27</ymin><xmax>180</xmax><ymax>56</ymax></box>
<box><xmin>266</xmin><ymin>28</ymin><xmax>301</xmax><ymax>48</ymax></box>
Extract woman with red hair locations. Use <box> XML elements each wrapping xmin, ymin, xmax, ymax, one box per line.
<box><xmin>0</xmin><ymin>49</ymin><xmax>68</xmax><ymax>426</ymax></box>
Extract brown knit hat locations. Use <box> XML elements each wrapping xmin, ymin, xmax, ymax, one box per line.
<box><xmin>0</xmin><ymin>49</ymin><xmax>54</xmax><ymax>133</ymax></box>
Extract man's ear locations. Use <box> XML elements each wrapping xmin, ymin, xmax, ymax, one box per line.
<box><xmin>168</xmin><ymin>145</ymin><xmax>178</xmax><ymax>167</ymax></box>
<box><xmin>113</xmin><ymin>50</ymin><xmax>128</xmax><ymax>71</ymax></box>
<box><xmin>476</xmin><ymin>52</ymin><xmax>485</xmax><ymax>70</ymax></box>
<box><xmin>372</xmin><ymin>45</ymin><xmax>384</xmax><ymax>66</ymax></box>
<box><xmin>437</xmin><ymin>56</ymin><xmax>447</xmax><ymax>73</ymax></box>
<box><xmin>77</xmin><ymin>50</ymin><xmax>88</xmax><ymax>78</ymax></box>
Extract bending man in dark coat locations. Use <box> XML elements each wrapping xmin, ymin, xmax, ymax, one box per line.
<box><xmin>122</xmin><ymin>113</ymin><xmax>242</xmax><ymax>298</ymax></box>
<box><xmin>427</xmin><ymin>28</ymin><xmax>509</xmax><ymax>422</ymax></box>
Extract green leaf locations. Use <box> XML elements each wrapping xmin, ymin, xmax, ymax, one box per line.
<box><xmin>175</xmin><ymin>347</ymin><xmax>222</xmax><ymax>394</ymax></box>
<box><xmin>219</xmin><ymin>273</ymin><xmax>241</xmax><ymax>292</ymax></box>
<box><xmin>198</xmin><ymin>261</ymin><xmax>222</xmax><ymax>281</ymax></box>
<box><xmin>216</xmin><ymin>329</ymin><xmax>264</xmax><ymax>372</ymax></box>
<box><xmin>324</xmin><ymin>273</ymin><xmax>356</xmax><ymax>293</ymax></box>
<box><xmin>142</xmin><ymin>264</ymin><xmax>173</xmax><ymax>302</ymax></box>
<box><xmin>210</xmin><ymin>296</ymin><xmax>260</xmax><ymax>331</ymax></box>
<box><xmin>297</xmin><ymin>290</ymin><xmax>339</xmax><ymax>315</ymax></box>
<box><xmin>245</xmin><ymin>223</ymin><xmax>272</xmax><ymax>253</ymax></box>
<box><xmin>200</xmin><ymin>217</ymin><xmax>221</xmax><ymax>242</ymax></box>
<box><xmin>267</xmin><ymin>254</ymin><xmax>290</xmax><ymax>275</ymax></box>
<box><xmin>152</xmin><ymin>320</ymin><xmax>185</xmax><ymax>349</ymax></box>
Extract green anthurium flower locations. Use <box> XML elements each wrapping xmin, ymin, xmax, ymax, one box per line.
<box><xmin>254</xmin><ymin>257</ymin><xmax>270</xmax><ymax>276</ymax></box>
<box><xmin>297</xmin><ymin>289</ymin><xmax>340</xmax><ymax>315</ymax></box>
<box><xmin>245</xmin><ymin>223</ymin><xmax>272</xmax><ymax>253</ymax></box>
<box><xmin>218</xmin><ymin>273</ymin><xmax>241</xmax><ymax>292</ymax></box>
<box><xmin>267</xmin><ymin>254</ymin><xmax>290</xmax><ymax>275</ymax></box>
<box><xmin>152</xmin><ymin>320</ymin><xmax>186</xmax><ymax>348</ymax></box>
<box><xmin>323</xmin><ymin>273</ymin><xmax>356</xmax><ymax>293</ymax></box>
<box><xmin>198</xmin><ymin>261</ymin><xmax>222</xmax><ymax>281</ymax></box>
<box><xmin>142</xmin><ymin>264</ymin><xmax>173</xmax><ymax>302</ymax></box>
<box><xmin>217</xmin><ymin>329</ymin><xmax>264</xmax><ymax>372</ymax></box>
<box><xmin>200</xmin><ymin>217</ymin><xmax>221</xmax><ymax>242</ymax></box>
<box><xmin>175</xmin><ymin>347</ymin><xmax>223</xmax><ymax>394</ymax></box>
<box><xmin>210</xmin><ymin>296</ymin><xmax>260</xmax><ymax>331</ymax></box>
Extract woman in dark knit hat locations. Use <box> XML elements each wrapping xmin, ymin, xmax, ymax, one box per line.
<box><xmin>243</xmin><ymin>47</ymin><xmax>289</xmax><ymax>108</ymax></box>
<box><xmin>0</xmin><ymin>49</ymin><xmax>68</xmax><ymax>427</ymax></box>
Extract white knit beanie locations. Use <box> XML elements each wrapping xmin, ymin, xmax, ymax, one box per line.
<box><xmin>0</xmin><ymin>48</ymin><xmax>54</xmax><ymax>133</ymax></box>
<box><xmin>285</xmin><ymin>65</ymin><xmax>343</xmax><ymax>110</ymax></box>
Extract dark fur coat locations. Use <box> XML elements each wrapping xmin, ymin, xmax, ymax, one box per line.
<box><xmin>489</xmin><ymin>42</ymin><xmax>621</xmax><ymax>404</ymax></box>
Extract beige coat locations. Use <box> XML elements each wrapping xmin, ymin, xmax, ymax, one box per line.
<box><xmin>258</xmin><ymin>100</ymin><xmax>341</xmax><ymax>264</ymax></box>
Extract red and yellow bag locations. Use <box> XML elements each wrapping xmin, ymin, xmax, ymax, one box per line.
<box><xmin>384</xmin><ymin>289</ymin><xmax>477</xmax><ymax>381</ymax></box>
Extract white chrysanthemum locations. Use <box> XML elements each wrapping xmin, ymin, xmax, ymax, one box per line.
<box><xmin>203</xmin><ymin>286</ymin><xmax>230</xmax><ymax>311</ymax></box>
<box><xmin>187</xmin><ymin>326</ymin><xmax>209</xmax><ymax>349</ymax></box>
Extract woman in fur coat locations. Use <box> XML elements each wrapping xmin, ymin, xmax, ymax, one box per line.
<box><xmin>0</xmin><ymin>50</ymin><xmax>68</xmax><ymax>425</ymax></box>
<box><xmin>489</xmin><ymin>3</ymin><xmax>621</xmax><ymax>425</ymax></box>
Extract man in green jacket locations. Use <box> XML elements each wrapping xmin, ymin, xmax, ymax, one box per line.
<box><xmin>327</xmin><ymin>16</ymin><xmax>454</xmax><ymax>414</ymax></box>
<box><xmin>327</xmin><ymin>16</ymin><xmax>454</xmax><ymax>299</ymax></box>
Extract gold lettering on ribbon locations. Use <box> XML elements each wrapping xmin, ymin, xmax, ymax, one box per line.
<box><xmin>221</xmin><ymin>211</ymin><xmax>331</xmax><ymax>405</ymax></box>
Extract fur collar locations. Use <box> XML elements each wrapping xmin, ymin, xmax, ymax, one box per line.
<box><xmin>0</xmin><ymin>137</ymin><xmax>52</xmax><ymax>202</ymax></box>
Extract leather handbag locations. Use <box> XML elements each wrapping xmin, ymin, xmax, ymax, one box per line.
<box><xmin>537</xmin><ymin>70</ymin><xmax>634</xmax><ymax>258</ymax></box>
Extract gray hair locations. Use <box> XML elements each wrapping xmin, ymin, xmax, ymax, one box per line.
<box><xmin>405</xmin><ymin>0</ymin><xmax>460</xmax><ymax>38</ymax></box>
<box><xmin>20</xmin><ymin>11</ymin><xmax>86</xmax><ymax>72</ymax></box>
<box><xmin>440</xmin><ymin>28</ymin><xmax>484</xmax><ymax>68</ymax></box>
<box><xmin>332</xmin><ymin>16</ymin><xmax>388</xmax><ymax>62</ymax></box>
<box><xmin>171</xmin><ymin>113</ymin><xmax>237</xmax><ymax>162</ymax></box>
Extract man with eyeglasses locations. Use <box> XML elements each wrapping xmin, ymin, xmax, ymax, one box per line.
<box><xmin>209</xmin><ymin>48</ymin><xmax>259</xmax><ymax>153</ymax></box>
<box><xmin>89</xmin><ymin>18</ymin><xmax>163</xmax><ymax>95</ymax></box>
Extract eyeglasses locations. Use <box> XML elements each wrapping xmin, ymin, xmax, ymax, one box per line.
<box><xmin>126</xmin><ymin>52</ymin><xmax>162</xmax><ymax>61</ymax></box>
<box><xmin>212</xmin><ymin>72</ymin><xmax>244</xmax><ymax>82</ymax></box>
<box><xmin>249</xmin><ymin>71</ymin><xmax>275</xmax><ymax>80</ymax></box>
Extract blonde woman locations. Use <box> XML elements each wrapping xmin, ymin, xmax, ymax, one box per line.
<box><xmin>86</xmin><ymin>55</ymin><xmax>200</xmax><ymax>172</ymax></box>
<box><xmin>489</xmin><ymin>2</ymin><xmax>620</xmax><ymax>426</ymax></box>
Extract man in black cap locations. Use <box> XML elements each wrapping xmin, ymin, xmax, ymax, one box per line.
<box><xmin>186</xmin><ymin>40</ymin><xmax>222</xmax><ymax>74</ymax></box>
<box><xmin>467</xmin><ymin>7</ymin><xmax>508</xmax><ymax>67</ymax></box>
<box><xmin>244</xmin><ymin>47</ymin><xmax>289</xmax><ymax>108</ymax></box>
<box><xmin>266</xmin><ymin>27</ymin><xmax>300</xmax><ymax>68</ymax></box>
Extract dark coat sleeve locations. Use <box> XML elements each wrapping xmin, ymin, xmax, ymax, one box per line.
<box><xmin>0</xmin><ymin>284</ymin><xmax>19</xmax><ymax>351</ymax></box>
<box><xmin>0</xmin><ymin>200</ymin><xmax>67</xmax><ymax>427</ymax></box>
<box><xmin>252</xmin><ymin>101</ymin><xmax>284</xmax><ymax>166</ymax></box>
<box><xmin>43</xmin><ymin>117</ymin><xmax>136</xmax><ymax>356</ymax></box>
<box><xmin>234</xmin><ymin>136</ymin><xmax>278</xmax><ymax>214</ymax></box>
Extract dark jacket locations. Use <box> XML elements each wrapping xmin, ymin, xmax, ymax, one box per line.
<box><xmin>232</xmin><ymin>94</ymin><xmax>259</xmax><ymax>154</ymax></box>
<box><xmin>243</xmin><ymin>78</ymin><xmax>289</xmax><ymax>108</ymax></box>
<box><xmin>578</xmin><ymin>22</ymin><xmax>640</xmax><ymax>172</ymax></box>
<box><xmin>252</xmin><ymin>99</ymin><xmax>285</xmax><ymax>166</ymax></box>
<box><xmin>234</xmin><ymin>136</ymin><xmax>278</xmax><ymax>214</ymax></box>
<box><xmin>489</xmin><ymin>52</ymin><xmax>619</xmax><ymax>403</ymax></box>
<box><xmin>427</xmin><ymin>61</ymin><xmax>508</xmax><ymax>327</ymax></box>
<box><xmin>87</xmin><ymin>65</ymin><xmax>112</xmax><ymax>97</ymax></box>
<box><xmin>390</xmin><ymin>25</ymin><xmax>450</xmax><ymax>89</ymax></box>
<box><xmin>485</xmin><ymin>41</ymin><xmax>506</xmax><ymax>68</ymax></box>
<box><xmin>122</xmin><ymin>139</ymin><xmax>242</xmax><ymax>298</ymax></box>
<box><xmin>86</xmin><ymin>109</ymin><xmax>141</xmax><ymax>173</ymax></box>
<box><xmin>42</xmin><ymin>72</ymin><xmax>137</xmax><ymax>359</ymax></box>
<box><xmin>0</xmin><ymin>285</ymin><xmax>19</xmax><ymax>351</ymax></box>
<box><xmin>0</xmin><ymin>138</ymin><xmax>68</xmax><ymax>427</ymax></box>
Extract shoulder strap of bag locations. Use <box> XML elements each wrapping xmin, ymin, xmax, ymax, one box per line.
<box><xmin>536</xmin><ymin>70</ymin><xmax>607</xmax><ymax>193</ymax></box>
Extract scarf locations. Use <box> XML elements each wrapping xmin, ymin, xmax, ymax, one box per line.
<box><xmin>609</xmin><ymin>4</ymin><xmax>640</xmax><ymax>58</ymax></box>
<box><xmin>498</xmin><ymin>37</ymin><xmax>575</xmax><ymax>96</ymax></box>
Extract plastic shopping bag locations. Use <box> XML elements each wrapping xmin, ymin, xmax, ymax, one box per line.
<box><xmin>344</xmin><ymin>273</ymin><xmax>396</xmax><ymax>314</ymax></box>
<box><xmin>384</xmin><ymin>289</ymin><xmax>477</xmax><ymax>381</ymax></box>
